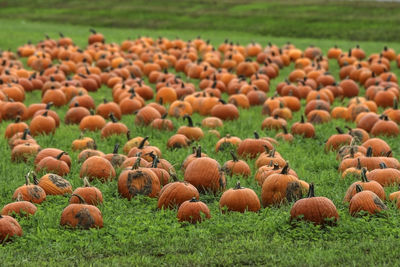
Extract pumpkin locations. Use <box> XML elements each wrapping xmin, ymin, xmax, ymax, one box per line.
<box><xmin>118</xmin><ymin>164</ymin><xmax>161</xmax><ymax>199</ymax></box>
<box><xmin>177</xmin><ymin>197</ymin><xmax>211</xmax><ymax>224</ymax></box>
<box><xmin>261</xmin><ymin>163</ymin><xmax>302</xmax><ymax>206</ymax></box>
<box><xmin>11</xmin><ymin>142</ymin><xmax>41</xmax><ymax>162</ymax></box>
<box><xmin>4</xmin><ymin>116</ymin><xmax>28</xmax><ymax>139</ymax></box>
<box><xmin>96</xmin><ymin>98</ymin><xmax>122</xmax><ymax>120</ymax></box>
<box><xmin>13</xmin><ymin>172</ymin><xmax>46</xmax><ymax>204</ymax></box>
<box><xmin>60</xmin><ymin>194</ymin><xmax>103</xmax><ymax>229</ymax></box>
<box><xmin>167</xmin><ymin>134</ymin><xmax>191</xmax><ymax>149</ymax></box>
<box><xmin>219</xmin><ymin>181</ymin><xmax>260</xmax><ymax>213</ymax></box>
<box><xmin>325</xmin><ymin>127</ymin><xmax>352</xmax><ymax>152</ymax></box>
<box><xmin>222</xmin><ymin>151</ymin><xmax>251</xmax><ymax>178</ymax></box>
<box><xmin>35</xmin><ymin>151</ymin><xmax>70</xmax><ymax>177</ymax></box>
<box><xmin>72</xmin><ymin>134</ymin><xmax>96</xmax><ymax>151</ymax></box>
<box><xmin>1</xmin><ymin>194</ymin><xmax>37</xmax><ymax>217</ymax></box>
<box><xmin>157</xmin><ymin>181</ymin><xmax>199</xmax><ymax>209</ymax></box>
<box><xmin>349</xmin><ymin>185</ymin><xmax>387</xmax><ymax>216</ymax></box>
<box><xmin>135</xmin><ymin>106</ymin><xmax>161</xmax><ymax>126</ymax></box>
<box><xmin>184</xmin><ymin>155</ymin><xmax>226</xmax><ymax>193</ymax></box>
<box><xmin>103</xmin><ymin>143</ymin><xmax>127</xmax><ymax>168</ymax></box>
<box><xmin>177</xmin><ymin>115</ymin><xmax>204</xmax><ymax>141</ymax></box>
<box><xmin>255</xmin><ymin>148</ymin><xmax>284</xmax><ymax>169</ymax></box>
<box><xmin>70</xmin><ymin>178</ymin><xmax>103</xmax><ymax>206</ymax></box>
<box><xmin>210</xmin><ymin>99</ymin><xmax>239</xmax><ymax>120</ymax></box>
<box><xmin>237</xmin><ymin>131</ymin><xmax>274</xmax><ymax>159</ymax></box>
<box><xmin>78</xmin><ymin>148</ymin><xmax>105</xmax><ymax>163</ymax></box>
<box><xmin>290</xmin><ymin>183</ymin><xmax>339</xmax><ymax>225</ymax></box>
<box><xmin>147</xmin><ymin>155</ymin><xmax>170</xmax><ymax>186</ymax></box>
<box><xmin>150</xmin><ymin>114</ymin><xmax>174</xmax><ymax>131</ymax></box>
<box><xmin>79</xmin><ymin>111</ymin><xmax>106</xmax><ymax>131</ymax></box>
<box><xmin>343</xmin><ymin>168</ymin><xmax>385</xmax><ymax>202</ymax></box>
<box><xmin>123</xmin><ymin>132</ymin><xmax>150</xmax><ymax>154</ymax></box>
<box><xmin>0</xmin><ymin>215</ymin><xmax>23</xmax><ymax>242</ymax></box>
<box><xmin>80</xmin><ymin>156</ymin><xmax>116</xmax><ymax>182</ymax></box>
<box><xmin>202</xmin><ymin>116</ymin><xmax>223</xmax><ymax>128</ymax></box>
<box><xmin>290</xmin><ymin>115</ymin><xmax>315</xmax><ymax>138</ymax></box>
<box><xmin>37</xmin><ymin>173</ymin><xmax>72</xmax><ymax>195</ymax></box>
<box><xmin>215</xmin><ymin>134</ymin><xmax>242</xmax><ymax>152</ymax></box>
<box><xmin>29</xmin><ymin>111</ymin><xmax>56</xmax><ymax>136</ymax></box>
<box><xmin>34</xmin><ymin>148</ymin><xmax>71</xmax><ymax>167</ymax></box>
<box><xmin>361</xmin><ymin>138</ymin><xmax>391</xmax><ymax>157</ymax></box>
<box><xmin>366</xmin><ymin>162</ymin><xmax>400</xmax><ymax>187</ymax></box>
<box><xmin>100</xmin><ymin>113</ymin><xmax>129</xmax><ymax>138</ymax></box>
<box><xmin>370</xmin><ymin>115</ymin><xmax>399</xmax><ymax>137</ymax></box>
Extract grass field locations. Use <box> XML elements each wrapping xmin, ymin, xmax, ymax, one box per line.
<box><xmin>1</xmin><ymin>3</ymin><xmax>400</xmax><ymax>266</ymax></box>
<box><xmin>1</xmin><ymin>0</ymin><xmax>400</xmax><ymax>41</ymax></box>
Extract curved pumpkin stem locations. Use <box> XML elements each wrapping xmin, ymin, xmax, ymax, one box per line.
<box><xmin>56</xmin><ymin>151</ymin><xmax>67</xmax><ymax>160</ymax></box>
<box><xmin>355</xmin><ymin>184</ymin><xmax>363</xmax><ymax>193</ymax></box>
<box><xmin>282</xmin><ymin>126</ymin><xmax>288</xmax><ymax>135</ymax></box>
<box><xmin>218</xmin><ymin>99</ymin><xmax>226</xmax><ymax>105</ymax></box>
<box><xmin>300</xmin><ymin>115</ymin><xmax>305</xmax><ymax>123</ymax></box>
<box><xmin>83</xmin><ymin>177</ymin><xmax>91</xmax><ymax>187</ymax></box>
<box><xmin>307</xmin><ymin>183</ymin><xmax>315</xmax><ymax>198</ymax></box>
<box><xmin>361</xmin><ymin>168</ymin><xmax>369</xmax><ymax>182</ymax></box>
<box><xmin>109</xmin><ymin>112</ymin><xmax>118</xmax><ymax>123</ymax></box>
<box><xmin>183</xmin><ymin>115</ymin><xmax>194</xmax><ymax>127</ymax></box>
<box><xmin>138</xmin><ymin>136</ymin><xmax>149</xmax><ymax>149</ymax></box>
<box><xmin>170</xmin><ymin>172</ymin><xmax>178</xmax><ymax>182</ymax></box>
<box><xmin>386</xmin><ymin>150</ymin><xmax>392</xmax><ymax>157</ymax></box>
<box><xmin>151</xmin><ymin>155</ymin><xmax>159</xmax><ymax>168</ymax></box>
<box><xmin>280</xmin><ymin>162</ymin><xmax>289</xmax><ymax>174</ymax></box>
<box><xmin>71</xmin><ymin>193</ymin><xmax>86</xmax><ymax>204</ymax></box>
<box><xmin>42</xmin><ymin>111</ymin><xmax>49</xmax><ymax>117</ymax></box>
<box><xmin>254</xmin><ymin>131</ymin><xmax>259</xmax><ymax>139</ymax></box>
<box><xmin>113</xmin><ymin>143</ymin><xmax>119</xmax><ymax>154</ymax></box>
<box><xmin>132</xmin><ymin>157</ymin><xmax>142</xmax><ymax>170</ymax></box>
<box><xmin>45</xmin><ymin>102</ymin><xmax>53</xmax><ymax>110</ymax></box>
<box><xmin>335</xmin><ymin>127</ymin><xmax>344</xmax><ymax>134</ymax></box>
<box><xmin>14</xmin><ymin>116</ymin><xmax>21</xmax><ymax>123</ymax></box>
<box><xmin>89</xmin><ymin>29</ymin><xmax>97</xmax><ymax>34</ymax></box>
<box><xmin>268</xmin><ymin>149</ymin><xmax>276</xmax><ymax>158</ymax></box>
<box><xmin>230</xmin><ymin>151</ymin><xmax>238</xmax><ymax>162</ymax></box>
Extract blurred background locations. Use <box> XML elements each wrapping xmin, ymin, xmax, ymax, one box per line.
<box><xmin>1</xmin><ymin>0</ymin><xmax>399</xmax><ymax>42</ymax></box>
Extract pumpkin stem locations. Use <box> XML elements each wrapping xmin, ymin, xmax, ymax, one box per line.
<box><xmin>195</xmin><ymin>146</ymin><xmax>202</xmax><ymax>158</ymax></box>
<box><xmin>109</xmin><ymin>112</ymin><xmax>118</xmax><ymax>123</ymax></box>
<box><xmin>393</xmin><ymin>98</ymin><xmax>398</xmax><ymax>110</ymax></box>
<box><xmin>151</xmin><ymin>155</ymin><xmax>159</xmax><ymax>168</ymax></box>
<box><xmin>379</xmin><ymin>162</ymin><xmax>387</xmax><ymax>169</ymax></box>
<box><xmin>126</xmin><ymin>130</ymin><xmax>131</xmax><ymax>141</ymax></box>
<box><xmin>16</xmin><ymin>193</ymin><xmax>23</xmax><ymax>202</ymax></box>
<box><xmin>230</xmin><ymin>151</ymin><xmax>238</xmax><ymax>162</ymax></box>
<box><xmin>300</xmin><ymin>115</ymin><xmax>305</xmax><ymax>123</ymax></box>
<box><xmin>386</xmin><ymin>150</ymin><xmax>392</xmax><ymax>157</ymax></box>
<box><xmin>22</xmin><ymin>128</ymin><xmax>29</xmax><ymax>140</ymax></box>
<box><xmin>234</xmin><ymin>181</ymin><xmax>242</xmax><ymax>190</ymax></box>
<box><xmin>71</xmin><ymin>193</ymin><xmax>86</xmax><ymax>204</ymax></box>
<box><xmin>161</xmin><ymin>113</ymin><xmax>167</xmax><ymax>119</ymax></box>
<box><xmin>113</xmin><ymin>143</ymin><xmax>119</xmax><ymax>154</ymax></box>
<box><xmin>138</xmin><ymin>136</ymin><xmax>149</xmax><ymax>149</ymax></box>
<box><xmin>273</xmin><ymin>163</ymin><xmax>280</xmax><ymax>170</ymax></box>
<box><xmin>280</xmin><ymin>163</ymin><xmax>289</xmax><ymax>174</ymax></box>
<box><xmin>132</xmin><ymin>157</ymin><xmax>142</xmax><ymax>170</ymax></box>
<box><xmin>56</xmin><ymin>151</ymin><xmax>66</xmax><ymax>160</ymax></box>
<box><xmin>183</xmin><ymin>115</ymin><xmax>194</xmax><ymax>127</ymax></box>
<box><xmin>42</xmin><ymin>111</ymin><xmax>49</xmax><ymax>117</ymax></box>
<box><xmin>282</xmin><ymin>126</ymin><xmax>288</xmax><ymax>134</ymax></box>
<box><xmin>218</xmin><ymin>99</ymin><xmax>226</xmax><ymax>105</ymax></box>
<box><xmin>355</xmin><ymin>184</ymin><xmax>363</xmax><ymax>193</ymax></box>
<box><xmin>14</xmin><ymin>116</ymin><xmax>21</xmax><ymax>123</ymax></box>
<box><xmin>254</xmin><ymin>131</ymin><xmax>259</xmax><ymax>139</ymax></box>
<box><xmin>263</xmin><ymin>145</ymin><xmax>270</xmax><ymax>154</ymax></box>
<box><xmin>307</xmin><ymin>183</ymin><xmax>315</xmax><ymax>198</ymax></box>
<box><xmin>356</xmin><ymin>158</ymin><xmax>361</xmax><ymax>170</ymax></box>
<box><xmin>189</xmin><ymin>197</ymin><xmax>198</xmax><ymax>202</ymax></box>
<box><xmin>361</xmin><ymin>168</ymin><xmax>369</xmax><ymax>182</ymax></box>
<box><xmin>335</xmin><ymin>127</ymin><xmax>344</xmax><ymax>134</ymax></box>
<box><xmin>45</xmin><ymin>102</ymin><xmax>53</xmax><ymax>110</ymax></box>
<box><xmin>83</xmin><ymin>177</ymin><xmax>91</xmax><ymax>187</ymax></box>
<box><xmin>366</xmin><ymin>147</ymin><xmax>373</xmax><ymax>157</ymax></box>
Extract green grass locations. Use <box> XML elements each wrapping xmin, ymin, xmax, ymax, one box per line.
<box><xmin>2</xmin><ymin>18</ymin><xmax>400</xmax><ymax>266</ymax></box>
<box><xmin>1</xmin><ymin>0</ymin><xmax>400</xmax><ymax>41</ymax></box>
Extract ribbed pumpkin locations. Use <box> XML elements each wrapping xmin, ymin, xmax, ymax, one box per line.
<box><xmin>1</xmin><ymin>194</ymin><xmax>37</xmax><ymax>217</ymax></box>
<box><xmin>37</xmin><ymin>173</ymin><xmax>72</xmax><ymax>195</ymax></box>
<box><xmin>0</xmin><ymin>215</ymin><xmax>23</xmax><ymax>242</ymax></box>
<box><xmin>219</xmin><ymin>181</ymin><xmax>260</xmax><ymax>212</ymax></box>
<box><xmin>349</xmin><ymin>185</ymin><xmax>387</xmax><ymax>216</ymax></box>
<box><xmin>222</xmin><ymin>151</ymin><xmax>251</xmax><ymax>178</ymax></box>
<box><xmin>70</xmin><ymin>178</ymin><xmax>103</xmax><ymax>206</ymax></box>
<box><xmin>13</xmin><ymin>172</ymin><xmax>46</xmax><ymax>204</ymax></box>
<box><xmin>290</xmin><ymin>184</ymin><xmax>339</xmax><ymax>225</ymax></box>
<box><xmin>177</xmin><ymin>197</ymin><xmax>211</xmax><ymax>224</ymax></box>
<box><xmin>80</xmin><ymin>156</ymin><xmax>116</xmax><ymax>182</ymax></box>
<box><xmin>157</xmin><ymin>181</ymin><xmax>199</xmax><ymax>209</ymax></box>
<box><xmin>343</xmin><ymin>168</ymin><xmax>385</xmax><ymax>202</ymax></box>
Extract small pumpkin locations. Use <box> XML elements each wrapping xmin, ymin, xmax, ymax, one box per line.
<box><xmin>80</xmin><ymin>156</ymin><xmax>116</xmax><ymax>182</ymax></box>
<box><xmin>1</xmin><ymin>193</ymin><xmax>37</xmax><ymax>217</ymax></box>
<box><xmin>37</xmin><ymin>173</ymin><xmax>72</xmax><ymax>195</ymax></box>
<box><xmin>290</xmin><ymin>183</ymin><xmax>339</xmax><ymax>225</ymax></box>
<box><xmin>177</xmin><ymin>197</ymin><xmax>211</xmax><ymax>224</ymax></box>
<box><xmin>349</xmin><ymin>185</ymin><xmax>387</xmax><ymax>216</ymax></box>
<box><xmin>13</xmin><ymin>172</ymin><xmax>46</xmax><ymax>204</ymax></box>
<box><xmin>219</xmin><ymin>181</ymin><xmax>260</xmax><ymax>213</ymax></box>
<box><xmin>70</xmin><ymin>178</ymin><xmax>103</xmax><ymax>206</ymax></box>
<box><xmin>343</xmin><ymin>168</ymin><xmax>385</xmax><ymax>202</ymax></box>
<box><xmin>0</xmin><ymin>215</ymin><xmax>23</xmax><ymax>242</ymax></box>
<box><xmin>177</xmin><ymin>115</ymin><xmax>204</xmax><ymax>141</ymax></box>
<box><xmin>157</xmin><ymin>181</ymin><xmax>199</xmax><ymax>209</ymax></box>
<box><xmin>60</xmin><ymin>194</ymin><xmax>103</xmax><ymax>229</ymax></box>
<box><xmin>35</xmin><ymin>151</ymin><xmax>70</xmax><ymax>176</ymax></box>
<box><xmin>222</xmin><ymin>151</ymin><xmax>251</xmax><ymax>178</ymax></box>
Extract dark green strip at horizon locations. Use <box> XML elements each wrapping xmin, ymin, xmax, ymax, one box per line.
<box><xmin>0</xmin><ymin>0</ymin><xmax>399</xmax><ymax>42</ymax></box>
